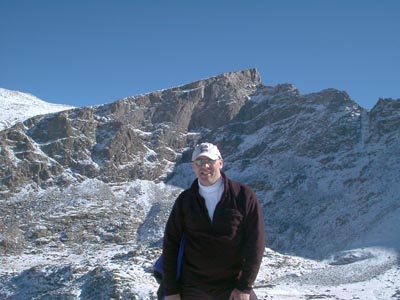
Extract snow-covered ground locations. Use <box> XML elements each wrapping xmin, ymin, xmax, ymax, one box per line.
<box><xmin>0</xmin><ymin>178</ymin><xmax>398</xmax><ymax>299</ymax></box>
<box><xmin>255</xmin><ymin>247</ymin><xmax>399</xmax><ymax>299</ymax></box>
<box><xmin>0</xmin><ymin>244</ymin><xmax>398</xmax><ymax>299</ymax></box>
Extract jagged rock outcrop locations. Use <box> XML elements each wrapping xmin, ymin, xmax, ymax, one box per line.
<box><xmin>0</xmin><ymin>69</ymin><xmax>260</xmax><ymax>196</ymax></box>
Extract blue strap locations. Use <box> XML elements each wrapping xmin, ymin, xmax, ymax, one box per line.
<box><xmin>154</xmin><ymin>234</ymin><xmax>186</xmax><ymax>280</ymax></box>
<box><xmin>176</xmin><ymin>234</ymin><xmax>185</xmax><ymax>279</ymax></box>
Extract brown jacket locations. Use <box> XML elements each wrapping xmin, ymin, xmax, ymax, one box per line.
<box><xmin>162</xmin><ymin>172</ymin><xmax>266</xmax><ymax>295</ymax></box>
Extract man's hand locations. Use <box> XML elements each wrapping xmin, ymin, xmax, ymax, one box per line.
<box><xmin>229</xmin><ymin>288</ymin><xmax>250</xmax><ymax>300</ymax></box>
<box><xmin>165</xmin><ymin>294</ymin><xmax>181</xmax><ymax>300</ymax></box>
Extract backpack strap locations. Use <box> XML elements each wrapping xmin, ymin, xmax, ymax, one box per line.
<box><xmin>153</xmin><ymin>234</ymin><xmax>185</xmax><ymax>281</ymax></box>
<box><xmin>176</xmin><ymin>234</ymin><xmax>185</xmax><ymax>279</ymax></box>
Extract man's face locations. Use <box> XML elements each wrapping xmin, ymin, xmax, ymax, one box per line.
<box><xmin>192</xmin><ymin>156</ymin><xmax>223</xmax><ymax>186</ymax></box>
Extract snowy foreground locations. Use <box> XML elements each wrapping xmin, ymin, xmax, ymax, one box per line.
<box><xmin>0</xmin><ymin>244</ymin><xmax>398</xmax><ymax>299</ymax></box>
<box><xmin>257</xmin><ymin>247</ymin><xmax>399</xmax><ymax>300</ymax></box>
<box><xmin>0</xmin><ymin>179</ymin><xmax>399</xmax><ymax>299</ymax></box>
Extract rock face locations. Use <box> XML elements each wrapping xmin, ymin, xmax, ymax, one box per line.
<box><xmin>0</xmin><ymin>69</ymin><xmax>260</xmax><ymax>195</ymax></box>
<box><xmin>0</xmin><ymin>68</ymin><xmax>399</xmax><ymax>299</ymax></box>
<box><xmin>214</xmin><ymin>85</ymin><xmax>400</xmax><ymax>256</ymax></box>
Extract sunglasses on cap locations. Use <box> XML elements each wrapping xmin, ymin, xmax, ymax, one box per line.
<box><xmin>192</xmin><ymin>158</ymin><xmax>218</xmax><ymax>166</ymax></box>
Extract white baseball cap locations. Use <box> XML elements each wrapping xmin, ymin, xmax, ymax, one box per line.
<box><xmin>192</xmin><ymin>143</ymin><xmax>222</xmax><ymax>161</ymax></box>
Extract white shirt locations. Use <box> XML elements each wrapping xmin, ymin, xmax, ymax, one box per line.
<box><xmin>198</xmin><ymin>177</ymin><xmax>224</xmax><ymax>220</ymax></box>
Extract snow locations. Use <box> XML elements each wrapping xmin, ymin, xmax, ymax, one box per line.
<box><xmin>0</xmin><ymin>87</ymin><xmax>74</xmax><ymax>131</ymax></box>
<box><xmin>173</xmin><ymin>86</ymin><xmax>204</xmax><ymax>94</ymax></box>
<box><xmin>1</xmin><ymin>239</ymin><xmax>398</xmax><ymax>299</ymax></box>
<box><xmin>254</xmin><ymin>247</ymin><xmax>399</xmax><ymax>299</ymax></box>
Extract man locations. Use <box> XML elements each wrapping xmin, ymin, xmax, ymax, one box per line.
<box><xmin>162</xmin><ymin>143</ymin><xmax>265</xmax><ymax>300</ymax></box>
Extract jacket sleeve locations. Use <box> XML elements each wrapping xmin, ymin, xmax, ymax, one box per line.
<box><xmin>237</xmin><ymin>187</ymin><xmax>266</xmax><ymax>293</ymax></box>
<box><xmin>162</xmin><ymin>194</ymin><xmax>185</xmax><ymax>296</ymax></box>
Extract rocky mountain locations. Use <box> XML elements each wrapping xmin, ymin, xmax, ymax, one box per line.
<box><xmin>0</xmin><ymin>69</ymin><xmax>399</xmax><ymax>299</ymax></box>
<box><xmin>0</xmin><ymin>70</ymin><xmax>260</xmax><ymax>195</ymax></box>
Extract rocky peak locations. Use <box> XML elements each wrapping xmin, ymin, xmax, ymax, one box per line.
<box><xmin>0</xmin><ymin>69</ymin><xmax>261</xmax><ymax>195</ymax></box>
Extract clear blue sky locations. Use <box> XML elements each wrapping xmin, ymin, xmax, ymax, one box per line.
<box><xmin>1</xmin><ymin>0</ymin><xmax>399</xmax><ymax>110</ymax></box>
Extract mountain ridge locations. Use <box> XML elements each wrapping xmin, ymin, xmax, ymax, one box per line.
<box><xmin>1</xmin><ymin>69</ymin><xmax>399</xmax><ymax>299</ymax></box>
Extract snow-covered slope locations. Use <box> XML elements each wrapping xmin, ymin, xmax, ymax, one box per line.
<box><xmin>0</xmin><ymin>87</ymin><xmax>74</xmax><ymax>131</ymax></box>
<box><xmin>0</xmin><ymin>179</ymin><xmax>398</xmax><ymax>300</ymax></box>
